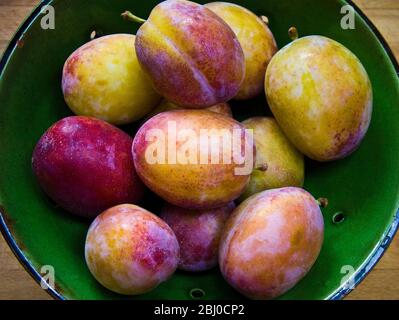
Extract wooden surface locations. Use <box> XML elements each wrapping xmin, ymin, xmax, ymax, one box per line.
<box><xmin>0</xmin><ymin>0</ymin><xmax>398</xmax><ymax>300</ymax></box>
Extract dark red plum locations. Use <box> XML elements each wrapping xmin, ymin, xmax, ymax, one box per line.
<box><xmin>32</xmin><ymin>116</ymin><xmax>144</xmax><ymax>218</ymax></box>
<box><xmin>160</xmin><ymin>202</ymin><xmax>235</xmax><ymax>272</ymax></box>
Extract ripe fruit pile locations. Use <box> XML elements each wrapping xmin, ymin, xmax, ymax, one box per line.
<box><xmin>32</xmin><ymin>0</ymin><xmax>372</xmax><ymax>299</ymax></box>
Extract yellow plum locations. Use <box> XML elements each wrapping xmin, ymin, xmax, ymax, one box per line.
<box><xmin>62</xmin><ymin>34</ymin><xmax>161</xmax><ymax>125</ymax></box>
<box><xmin>265</xmin><ymin>36</ymin><xmax>372</xmax><ymax>161</ymax></box>
<box><xmin>240</xmin><ymin>117</ymin><xmax>304</xmax><ymax>201</ymax></box>
<box><xmin>206</xmin><ymin>2</ymin><xmax>277</xmax><ymax>99</ymax></box>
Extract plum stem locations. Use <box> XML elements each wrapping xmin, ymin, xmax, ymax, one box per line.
<box><xmin>317</xmin><ymin>197</ymin><xmax>329</xmax><ymax>208</ymax></box>
<box><xmin>121</xmin><ymin>11</ymin><xmax>146</xmax><ymax>24</ymax></box>
<box><xmin>255</xmin><ymin>163</ymin><xmax>268</xmax><ymax>172</ymax></box>
<box><xmin>260</xmin><ymin>15</ymin><xmax>269</xmax><ymax>25</ymax></box>
<box><xmin>288</xmin><ymin>26</ymin><xmax>299</xmax><ymax>41</ymax></box>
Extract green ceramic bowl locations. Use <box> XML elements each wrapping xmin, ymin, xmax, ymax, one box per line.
<box><xmin>0</xmin><ymin>0</ymin><xmax>398</xmax><ymax>300</ymax></box>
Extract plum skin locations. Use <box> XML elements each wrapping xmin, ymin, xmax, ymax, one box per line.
<box><xmin>239</xmin><ymin>117</ymin><xmax>304</xmax><ymax>201</ymax></box>
<box><xmin>135</xmin><ymin>0</ymin><xmax>245</xmax><ymax>108</ymax></box>
<box><xmin>145</xmin><ymin>100</ymin><xmax>233</xmax><ymax>121</ymax></box>
<box><xmin>160</xmin><ymin>202</ymin><xmax>235</xmax><ymax>272</ymax></box>
<box><xmin>32</xmin><ymin>116</ymin><xmax>144</xmax><ymax>218</ymax></box>
<box><xmin>132</xmin><ymin>110</ymin><xmax>254</xmax><ymax>210</ymax></box>
<box><xmin>85</xmin><ymin>204</ymin><xmax>179</xmax><ymax>295</ymax></box>
<box><xmin>205</xmin><ymin>2</ymin><xmax>277</xmax><ymax>100</ymax></box>
<box><xmin>219</xmin><ymin>187</ymin><xmax>324</xmax><ymax>299</ymax></box>
<box><xmin>62</xmin><ymin>34</ymin><xmax>161</xmax><ymax>125</ymax></box>
<box><xmin>265</xmin><ymin>36</ymin><xmax>372</xmax><ymax>161</ymax></box>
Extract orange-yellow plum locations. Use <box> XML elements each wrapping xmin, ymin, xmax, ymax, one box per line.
<box><xmin>220</xmin><ymin>187</ymin><xmax>324</xmax><ymax>299</ymax></box>
<box><xmin>85</xmin><ymin>204</ymin><xmax>179</xmax><ymax>295</ymax></box>
<box><xmin>132</xmin><ymin>110</ymin><xmax>255</xmax><ymax>209</ymax></box>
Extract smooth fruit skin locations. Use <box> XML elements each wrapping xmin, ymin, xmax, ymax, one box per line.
<box><xmin>240</xmin><ymin>117</ymin><xmax>304</xmax><ymax>201</ymax></box>
<box><xmin>32</xmin><ymin>116</ymin><xmax>144</xmax><ymax>218</ymax></box>
<box><xmin>206</xmin><ymin>2</ymin><xmax>277</xmax><ymax>100</ymax></box>
<box><xmin>146</xmin><ymin>100</ymin><xmax>232</xmax><ymax>120</ymax></box>
<box><xmin>62</xmin><ymin>34</ymin><xmax>161</xmax><ymax>125</ymax></box>
<box><xmin>85</xmin><ymin>204</ymin><xmax>179</xmax><ymax>295</ymax></box>
<box><xmin>265</xmin><ymin>36</ymin><xmax>372</xmax><ymax>161</ymax></box>
<box><xmin>220</xmin><ymin>187</ymin><xmax>324</xmax><ymax>300</ymax></box>
<box><xmin>135</xmin><ymin>0</ymin><xmax>245</xmax><ymax>108</ymax></box>
<box><xmin>160</xmin><ymin>202</ymin><xmax>235</xmax><ymax>272</ymax></box>
<box><xmin>132</xmin><ymin>110</ymin><xmax>254</xmax><ymax>209</ymax></box>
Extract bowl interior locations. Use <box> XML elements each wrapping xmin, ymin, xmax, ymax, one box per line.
<box><xmin>0</xmin><ymin>0</ymin><xmax>398</xmax><ymax>300</ymax></box>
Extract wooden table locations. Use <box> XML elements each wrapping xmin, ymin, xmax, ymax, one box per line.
<box><xmin>0</xmin><ymin>0</ymin><xmax>398</xmax><ymax>300</ymax></box>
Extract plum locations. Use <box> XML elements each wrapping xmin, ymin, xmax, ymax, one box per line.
<box><xmin>132</xmin><ymin>0</ymin><xmax>245</xmax><ymax>108</ymax></box>
<box><xmin>206</xmin><ymin>2</ymin><xmax>277</xmax><ymax>100</ymax></box>
<box><xmin>240</xmin><ymin>117</ymin><xmax>304</xmax><ymax>201</ymax></box>
<box><xmin>160</xmin><ymin>202</ymin><xmax>235</xmax><ymax>272</ymax></box>
<box><xmin>220</xmin><ymin>187</ymin><xmax>324</xmax><ymax>299</ymax></box>
<box><xmin>32</xmin><ymin>116</ymin><xmax>144</xmax><ymax>218</ymax></box>
<box><xmin>85</xmin><ymin>204</ymin><xmax>179</xmax><ymax>295</ymax></box>
<box><xmin>62</xmin><ymin>34</ymin><xmax>161</xmax><ymax>125</ymax></box>
<box><xmin>146</xmin><ymin>100</ymin><xmax>232</xmax><ymax>120</ymax></box>
<box><xmin>132</xmin><ymin>110</ymin><xmax>255</xmax><ymax>209</ymax></box>
<box><xmin>265</xmin><ymin>35</ymin><xmax>372</xmax><ymax>161</ymax></box>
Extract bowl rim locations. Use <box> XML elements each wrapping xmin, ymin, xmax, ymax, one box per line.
<box><xmin>0</xmin><ymin>0</ymin><xmax>398</xmax><ymax>301</ymax></box>
<box><xmin>0</xmin><ymin>0</ymin><xmax>64</xmax><ymax>301</ymax></box>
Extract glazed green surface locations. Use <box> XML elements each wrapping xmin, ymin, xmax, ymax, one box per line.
<box><xmin>0</xmin><ymin>0</ymin><xmax>398</xmax><ymax>299</ymax></box>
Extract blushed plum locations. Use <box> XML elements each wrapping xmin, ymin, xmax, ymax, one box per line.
<box><xmin>160</xmin><ymin>202</ymin><xmax>235</xmax><ymax>272</ymax></box>
<box><xmin>134</xmin><ymin>0</ymin><xmax>245</xmax><ymax>108</ymax></box>
<box><xmin>32</xmin><ymin>116</ymin><xmax>144</xmax><ymax>218</ymax></box>
<box><xmin>220</xmin><ymin>187</ymin><xmax>324</xmax><ymax>299</ymax></box>
<box><xmin>85</xmin><ymin>204</ymin><xmax>179</xmax><ymax>295</ymax></box>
